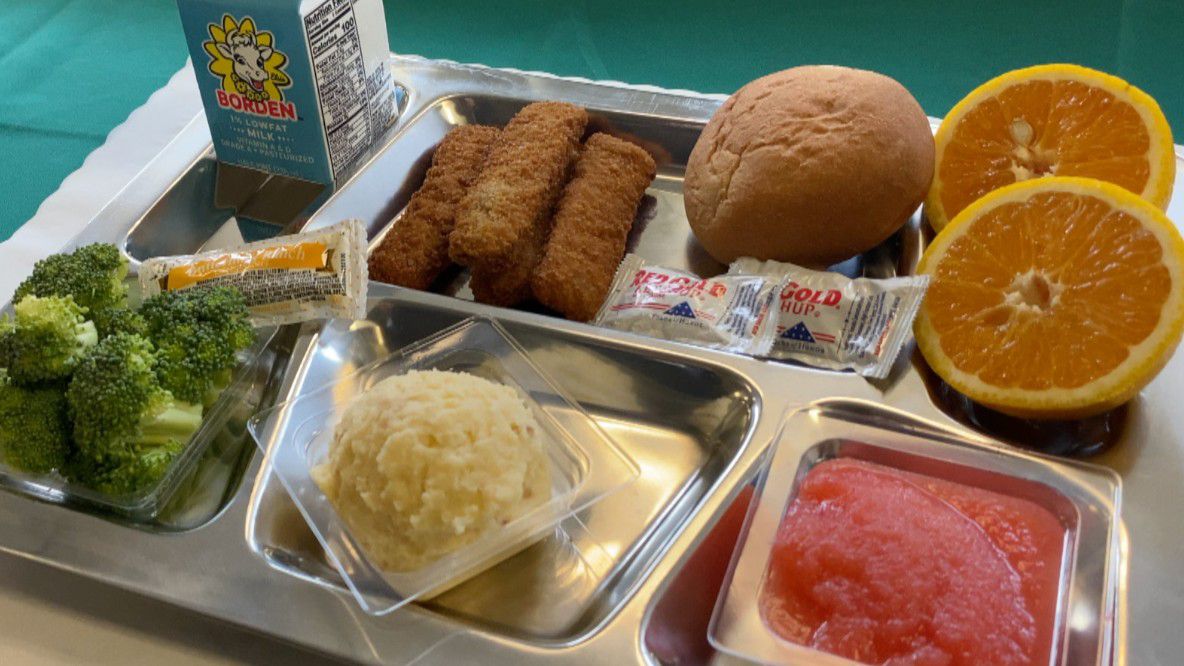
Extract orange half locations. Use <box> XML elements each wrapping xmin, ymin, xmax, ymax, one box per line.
<box><xmin>926</xmin><ymin>64</ymin><xmax>1175</xmax><ymax>231</ymax></box>
<box><xmin>915</xmin><ymin>177</ymin><xmax>1184</xmax><ymax>418</ymax></box>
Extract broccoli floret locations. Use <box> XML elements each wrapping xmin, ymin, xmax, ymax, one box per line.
<box><xmin>66</xmin><ymin>438</ymin><xmax>184</xmax><ymax>496</ymax></box>
<box><xmin>66</xmin><ymin>333</ymin><xmax>203</xmax><ymax>495</ymax></box>
<box><xmin>140</xmin><ymin>286</ymin><xmax>254</xmax><ymax>405</ymax></box>
<box><xmin>14</xmin><ymin>243</ymin><xmax>129</xmax><ymax>327</ymax></box>
<box><xmin>0</xmin><ymin>295</ymin><xmax>98</xmax><ymax>384</ymax></box>
<box><xmin>0</xmin><ymin>372</ymin><xmax>71</xmax><ymax>473</ymax></box>
<box><xmin>95</xmin><ymin>306</ymin><xmax>147</xmax><ymax>339</ymax></box>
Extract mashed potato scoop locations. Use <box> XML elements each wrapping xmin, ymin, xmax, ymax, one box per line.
<box><xmin>311</xmin><ymin>369</ymin><xmax>552</xmax><ymax>573</ymax></box>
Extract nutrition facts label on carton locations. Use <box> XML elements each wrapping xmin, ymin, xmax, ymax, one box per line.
<box><xmin>305</xmin><ymin>0</ymin><xmax>373</xmax><ymax>177</ymax></box>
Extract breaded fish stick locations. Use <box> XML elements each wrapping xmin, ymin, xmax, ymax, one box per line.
<box><xmin>449</xmin><ymin>102</ymin><xmax>588</xmax><ymax>270</ymax></box>
<box><xmin>531</xmin><ymin>133</ymin><xmax>657</xmax><ymax>321</ymax></box>
<box><xmin>368</xmin><ymin>125</ymin><xmax>499</xmax><ymax>290</ymax></box>
<box><xmin>467</xmin><ymin>215</ymin><xmax>552</xmax><ymax>306</ymax></box>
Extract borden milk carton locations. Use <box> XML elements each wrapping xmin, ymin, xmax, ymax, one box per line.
<box><xmin>177</xmin><ymin>0</ymin><xmax>397</xmax><ymax>184</ymax></box>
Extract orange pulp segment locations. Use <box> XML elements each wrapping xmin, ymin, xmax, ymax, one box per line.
<box><xmin>926</xmin><ymin>64</ymin><xmax>1175</xmax><ymax>231</ymax></box>
<box><xmin>915</xmin><ymin>177</ymin><xmax>1184</xmax><ymax>418</ymax></box>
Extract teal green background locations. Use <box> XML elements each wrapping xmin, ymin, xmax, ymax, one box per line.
<box><xmin>1</xmin><ymin>0</ymin><xmax>1181</xmax><ymax>242</ymax></box>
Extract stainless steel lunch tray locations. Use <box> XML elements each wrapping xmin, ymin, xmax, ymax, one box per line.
<box><xmin>1</xmin><ymin>54</ymin><xmax>1181</xmax><ymax>664</ymax></box>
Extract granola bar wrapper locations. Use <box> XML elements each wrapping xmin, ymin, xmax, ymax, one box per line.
<box><xmin>139</xmin><ymin>219</ymin><xmax>368</xmax><ymax>326</ymax></box>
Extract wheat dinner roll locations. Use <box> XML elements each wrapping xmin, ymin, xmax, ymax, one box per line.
<box><xmin>684</xmin><ymin>66</ymin><xmax>934</xmax><ymax>267</ymax></box>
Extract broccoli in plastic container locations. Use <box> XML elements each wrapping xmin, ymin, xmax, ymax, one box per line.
<box><xmin>0</xmin><ymin>242</ymin><xmax>258</xmax><ymax>501</ymax></box>
<box><xmin>66</xmin><ymin>333</ymin><xmax>204</xmax><ymax>496</ymax></box>
<box><xmin>14</xmin><ymin>243</ymin><xmax>130</xmax><ymax>337</ymax></box>
<box><xmin>0</xmin><ymin>295</ymin><xmax>98</xmax><ymax>384</ymax></box>
<box><xmin>0</xmin><ymin>373</ymin><xmax>71</xmax><ymax>474</ymax></box>
<box><xmin>140</xmin><ymin>286</ymin><xmax>255</xmax><ymax>406</ymax></box>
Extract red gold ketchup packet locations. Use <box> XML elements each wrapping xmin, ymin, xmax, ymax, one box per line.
<box><xmin>730</xmin><ymin>258</ymin><xmax>928</xmax><ymax>379</ymax></box>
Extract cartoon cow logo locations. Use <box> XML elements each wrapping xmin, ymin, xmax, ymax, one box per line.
<box><xmin>203</xmin><ymin>15</ymin><xmax>291</xmax><ymax>103</ymax></box>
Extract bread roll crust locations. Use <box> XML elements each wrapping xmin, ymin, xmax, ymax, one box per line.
<box><xmin>684</xmin><ymin>65</ymin><xmax>934</xmax><ymax>267</ymax></box>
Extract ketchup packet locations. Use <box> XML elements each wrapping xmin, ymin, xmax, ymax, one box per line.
<box><xmin>729</xmin><ymin>258</ymin><xmax>928</xmax><ymax>379</ymax></box>
<box><xmin>593</xmin><ymin>255</ymin><xmax>776</xmax><ymax>355</ymax></box>
<box><xmin>139</xmin><ymin>219</ymin><xmax>368</xmax><ymax>326</ymax></box>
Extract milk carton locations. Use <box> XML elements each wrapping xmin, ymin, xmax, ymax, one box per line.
<box><xmin>177</xmin><ymin>0</ymin><xmax>397</xmax><ymax>184</ymax></box>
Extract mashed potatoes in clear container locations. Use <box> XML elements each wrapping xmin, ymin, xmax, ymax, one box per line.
<box><xmin>310</xmin><ymin>369</ymin><xmax>552</xmax><ymax>572</ymax></box>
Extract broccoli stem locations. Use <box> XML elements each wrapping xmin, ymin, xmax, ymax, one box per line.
<box><xmin>202</xmin><ymin>368</ymin><xmax>234</xmax><ymax>409</ymax></box>
<box><xmin>138</xmin><ymin>401</ymin><xmax>204</xmax><ymax>447</ymax></box>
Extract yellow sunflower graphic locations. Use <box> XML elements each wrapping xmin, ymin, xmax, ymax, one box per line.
<box><xmin>203</xmin><ymin>15</ymin><xmax>291</xmax><ymax>103</ymax></box>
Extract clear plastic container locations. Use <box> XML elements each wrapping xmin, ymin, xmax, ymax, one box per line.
<box><xmin>709</xmin><ymin>400</ymin><xmax>1124</xmax><ymax>666</ymax></box>
<box><xmin>247</xmin><ymin>316</ymin><xmax>639</xmax><ymax>615</ymax></box>
<box><xmin>0</xmin><ymin>327</ymin><xmax>278</xmax><ymax>520</ymax></box>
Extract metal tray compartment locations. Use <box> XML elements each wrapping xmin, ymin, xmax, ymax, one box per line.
<box><xmin>709</xmin><ymin>402</ymin><xmax>1121</xmax><ymax>666</ymax></box>
<box><xmin>315</xmin><ymin>61</ymin><xmax>919</xmax><ymax>296</ymax></box>
<box><xmin>248</xmin><ymin>297</ymin><xmax>759</xmax><ymax>641</ymax></box>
